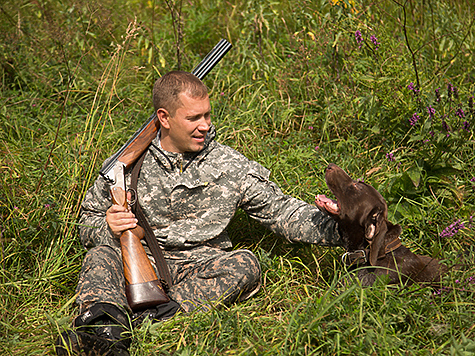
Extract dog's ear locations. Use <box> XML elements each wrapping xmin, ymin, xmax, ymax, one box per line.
<box><xmin>365</xmin><ymin>208</ymin><xmax>387</xmax><ymax>266</ymax></box>
<box><xmin>386</xmin><ymin>221</ymin><xmax>402</xmax><ymax>239</ymax></box>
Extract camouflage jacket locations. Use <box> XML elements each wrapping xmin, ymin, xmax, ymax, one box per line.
<box><xmin>79</xmin><ymin>125</ymin><xmax>342</xmax><ymax>251</ymax></box>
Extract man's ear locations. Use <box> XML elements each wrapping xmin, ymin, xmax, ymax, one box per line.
<box><xmin>156</xmin><ymin>108</ymin><xmax>170</xmax><ymax>129</ymax></box>
<box><xmin>365</xmin><ymin>208</ymin><xmax>387</xmax><ymax>266</ymax></box>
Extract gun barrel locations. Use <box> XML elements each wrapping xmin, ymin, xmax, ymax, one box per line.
<box><xmin>191</xmin><ymin>39</ymin><xmax>232</xmax><ymax>79</ymax></box>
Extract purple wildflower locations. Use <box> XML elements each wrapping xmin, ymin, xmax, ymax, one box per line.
<box><xmin>447</xmin><ymin>83</ymin><xmax>453</xmax><ymax>100</ymax></box>
<box><xmin>427</xmin><ymin>105</ymin><xmax>436</xmax><ymax>119</ymax></box>
<box><xmin>309</xmin><ymin>126</ymin><xmax>314</xmax><ymax>130</ymax></box>
<box><xmin>355</xmin><ymin>30</ymin><xmax>363</xmax><ymax>49</ymax></box>
<box><xmin>435</xmin><ymin>87</ymin><xmax>441</xmax><ymax>103</ymax></box>
<box><xmin>456</xmin><ymin>108</ymin><xmax>465</xmax><ymax>119</ymax></box>
<box><xmin>433</xmin><ymin>286</ymin><xmax>449</xmax><ymax>296</ymax></box>
<box><xmin>471</xmin><ymin>177</ymin><xmax>475</xmax><ymax>182</ymax></box>
<box><xmin>409</xmin><ymin>113</ymin><xmax>420</xmax><ymax>126</ymax></box>
<box><xmin>386</xmin><ymin>152</ymin><xmax>395</xmax><ymax>161</ymax></box>
<box><xmin>447</xmin><ymin>83</ymin><xmax>459</xmax><ymax>100</ymax></box>
<box><xmin>440</xmin><ymin>219</ymin><xmax>465</xmax><ymax>238</ymax></box>
<box><xmin>408</xmin><ymin>82</ymin><xmax>420</xmax><ymax>95</ymax></box>
<box><xmin>463</xmin><ymin>121</ymin><xmax>470</xmax><ymax>132</ymax></box>
<box><xmin>453</xmin><ymin>86</ymin><xmax>459</xmax><ymax>99</ymax></box>
<box><xmin>442</xmin><ymin>119</ymin><xmax>450</xmax><ymax>132</ymax></box>
<box><xmin>370</xmin><ymin>35</ymin><xmax>380</xmax><ymax>50</ymax></box>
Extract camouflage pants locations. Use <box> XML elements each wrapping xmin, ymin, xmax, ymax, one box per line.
<box><xmin>76</xmin><ymin>245</ymin><xmax>262</xmax><ymax>314</ymax></box>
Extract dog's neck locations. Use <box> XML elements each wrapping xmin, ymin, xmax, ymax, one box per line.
<box><xmin>383</xmin><ymin>235</ymin><xmax>402</xmax><ymax>254</ymax></box>
<box><xmin>342</xmin><ymin>224</ymin><xmax>402</xmax><ymax>267</ymax></box>
<box><xmin>342</xmin><ymin>236</ymin><xmax>401</xmax><ymax>267</ymax></box>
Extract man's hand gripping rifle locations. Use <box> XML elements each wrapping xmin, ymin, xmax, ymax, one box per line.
<box><xmin>99</xmin><ymin>39</ymin><xmax>232</xmax><ymax>311</ymax></box>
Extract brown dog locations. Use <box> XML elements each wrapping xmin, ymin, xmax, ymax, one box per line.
<box><xmin>315</xmin><ymin>163</ymin><xmax>448</xmax><ymax>286</ymax></box>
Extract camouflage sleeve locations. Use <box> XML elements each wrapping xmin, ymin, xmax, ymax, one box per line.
<box><xmin>78</xmin><ymin>174</ymin><xmax>120</xmax><ymax>250</ymax></box>
<box><xmin>239</xmin><ymin>161</ymin><xmax>344</xmax><ymax>246</ymax></box>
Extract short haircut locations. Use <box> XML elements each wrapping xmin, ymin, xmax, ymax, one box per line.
<box><xmin>152</xmin><ymin>71</ymin><xmax>208</xmax><ymax>116</ymax></box>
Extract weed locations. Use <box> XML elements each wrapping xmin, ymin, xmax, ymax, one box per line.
<box><xmin>1</xmin><ymin>0</ymin><xmax>475</xmax><ymax>354</ymax></box>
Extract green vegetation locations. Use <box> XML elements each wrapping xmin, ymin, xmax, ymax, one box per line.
<box><xmin>1</xmin><ymin>0</ymin><xmax>474</xmax><ymax>354</ymax></box>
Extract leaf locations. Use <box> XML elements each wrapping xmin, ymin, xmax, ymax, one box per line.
<box><xmin>159</xmin><ymin>53</ymin><xmax>166</xmax><ymax>68</ymax></box>
<box><xmin>439</xmin><ymin>36</ymin><xmax>446</xmax><ymax>52</ymax></box>
<box><xmin>332</xmin><ymin>32</ymin><xmax>342</xmax><ymax>47</ymax></box>
<box><xmin>406</xmin><ymin>165</ymin><xmax>422</xmax><ymax>188</ymax></box>
<box><xmin>408</xmin><ymin>135</ymin><xmax>424</xmax><ymax>143</ymax></box>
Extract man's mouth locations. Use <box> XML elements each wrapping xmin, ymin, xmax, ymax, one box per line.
<box><xmin>192</xmin><ymin>132</ymin><xmax>207</xmax><ymax>142</ymax></box>
<box><xmin>315</xmin><ymin>194</ymin><xmax>340</xmax><ymax>215</ymax></box>
<box><xmin>192</xmin><ymin>136</ymin><xmax>205</xmax><ymax>142</ymax></box>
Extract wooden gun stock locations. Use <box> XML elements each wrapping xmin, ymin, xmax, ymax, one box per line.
<box><xmin>111</xmin><ymin>177</ymin><xmax>169</xmax><ymax>310</ymax></box>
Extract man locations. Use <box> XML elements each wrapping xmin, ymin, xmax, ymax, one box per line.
<box><xmin>56</xmin><ymin>71</ymin><xmax>343</xmax><ymax>355</ymax></box>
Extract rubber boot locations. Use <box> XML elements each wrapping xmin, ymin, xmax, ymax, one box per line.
<box><xmin>132</xmin><ymin>299</ymin><xmax>182</xmax><ymax>328</ymax></box>
<box><xmin>55</xmin><ymin>303</ymin><xmax>131</xmax><ymax>356</ymax></box>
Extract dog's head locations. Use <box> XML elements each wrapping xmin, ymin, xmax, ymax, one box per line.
<box><xmin>315</xmin><ymin>163</ymin><xmax>402</xmax><ymax>266</ymax></box>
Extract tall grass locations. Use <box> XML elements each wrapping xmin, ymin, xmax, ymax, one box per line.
<box><xmin>1</xmin><ymin>0</ymin><xmax>475</xmax><ymax>354</ymax></box>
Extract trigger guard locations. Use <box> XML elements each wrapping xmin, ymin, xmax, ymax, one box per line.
<box><xmin>127</xmin><ymin>188</ymin><xmax>137</xmax><ymax>206</ymax></box>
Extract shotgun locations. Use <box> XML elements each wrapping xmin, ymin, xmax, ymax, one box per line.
<box><xmin>100</xmin><ymin>39</ymin><xmax>232</xmax><ymax>310</ymax></box>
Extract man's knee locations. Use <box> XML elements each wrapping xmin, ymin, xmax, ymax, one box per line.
<box><xmin>80</xmin><ymin>245</ymin><xmax>123</xmax><ymax>284</ymax></box>
<box><xmin>230</xmin><ymin>249</ymin><xmax>261</xmax><ymax>281</ymax></box>
<box><xmin>76</xmin><ymin>245</ymin><xmax>127</xmax><ymax>309</ymax></box>
<box><xmin>227</xmin><ymin>249</ymin><xmax>262</xmax><ymax>299</ymax></box>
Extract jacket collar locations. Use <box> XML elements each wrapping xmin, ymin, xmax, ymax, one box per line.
<box><xmin>149</xmin><ymin>124</ymin><xmax>217</xmax><ymax>172</ymax></box>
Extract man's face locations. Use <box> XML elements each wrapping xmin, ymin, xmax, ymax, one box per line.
<box><xmin>159</xmin><ymin>92</ymin><xmax>211</xmax><ymax>153</ymax></box>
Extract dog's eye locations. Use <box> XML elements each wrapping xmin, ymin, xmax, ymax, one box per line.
<box><xmin>371</xmin><ymin>210</ymin><xmax>382</xmax><ymax>223</ymax></box>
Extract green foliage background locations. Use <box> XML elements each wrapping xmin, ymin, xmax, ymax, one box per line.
<box><xmin>1</xmin><ymin>0</ymin><xmax>474</xmax><ymax>354</ymax></box>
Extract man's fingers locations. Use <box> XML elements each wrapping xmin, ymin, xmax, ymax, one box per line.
<box><xmin>106</xmin><ymin>204</ymin><xmax>138</xmax><ymax>237</ymax></box>
<box><xmin>108</xmin><ymin>213</ymin><xmax>138</xmax><ymax>226</ymax></box>
<box><xmin>108</xmin><ymin>219</ymin><xmax>138</xmax><ymax>237</ymax></box>
<box><xmin>113</xmin><ymin>220</ymin><xmax>138</xmax><ymax>231</ymax></box>
<box><xmin>108</xmin><ymin>204</ymin><xmax>128</xmax><ymax>213</ymax></box>
<box><xmin>111</xmin><ymin>211</ymin><xmax>136</xmax><ymax>220</ymax></box>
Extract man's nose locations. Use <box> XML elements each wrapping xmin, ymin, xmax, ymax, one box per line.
<box><xmin>198</xmin><ymin>117</ymin><xmax>210</xmax><ymax>131</ymax></box>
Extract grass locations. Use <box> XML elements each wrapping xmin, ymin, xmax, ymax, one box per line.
<box><xmin>1</xmin><ymin>0</ymin><xmax>475</xmax><ymax>354</ymax></box>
